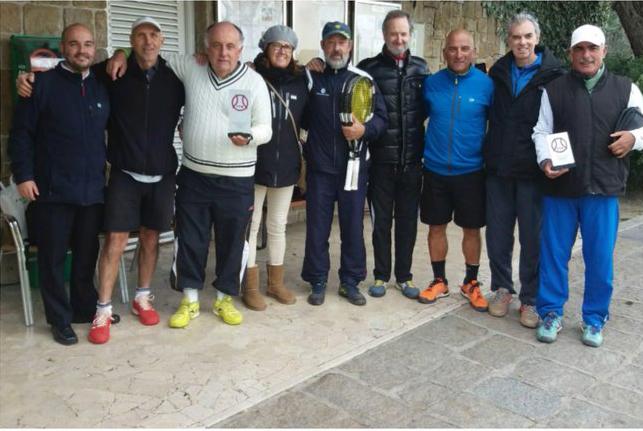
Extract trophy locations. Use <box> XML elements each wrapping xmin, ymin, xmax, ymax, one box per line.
<box><xmin>228</xmin><ymin>89</ymin><xmax>252</xmax><ymax>139</ymax></box>
<box><xmin>546</xmin><ymin>132</ymin><xmax>575</xmax><ymax>169</ymax></box>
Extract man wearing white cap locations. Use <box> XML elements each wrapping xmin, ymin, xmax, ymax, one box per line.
<box><xmin>20</xmin><ymin>16</ymin><xmax>186</xmax><ymax>343</ymax></box>
<box><xmin>532</xmin><ymin>24</ymin><xmax>643</xmax><ymax>347</ymax></box>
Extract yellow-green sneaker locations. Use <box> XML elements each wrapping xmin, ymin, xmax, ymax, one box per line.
<box><xmin>213</xmin><ymin>295</ymin><xmax>243</xmax><ymax>325</ymax></box>
<box><xmin>169</xmin><ymin>298</ymin><xmax>200</xmax><ymax>328</ymax></box>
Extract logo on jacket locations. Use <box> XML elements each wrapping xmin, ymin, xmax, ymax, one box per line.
<box><xmin>231</xmin><ymin>94</ymin><xmax>249</xmax><ymax>111</ymax></box>
<box><xmin>97</xmin><ymin>102</ymin><xmax>103</xmax><ymax>109</ymax></box>
<box><xmin>316</xmin><ymin>87</ymin><xmax>329</xmax><ymax>96</ymax></box>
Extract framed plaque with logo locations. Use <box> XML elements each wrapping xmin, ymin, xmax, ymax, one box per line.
<box><xmin>228</xmin><ymin>89</ymin><xmax>252</xmax><ymax>138</ymax></box>
<box><xmin>546</xmin><ymin>131</ymin><xmax>575</xmax><ymax>169</ymax></box>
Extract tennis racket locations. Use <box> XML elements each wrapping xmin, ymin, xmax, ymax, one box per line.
<box><xmin>340</xmin><ymin>75</ymin><xmax>375</xmax><ymax>191</ymax></box>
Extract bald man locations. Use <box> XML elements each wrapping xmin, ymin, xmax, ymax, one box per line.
<box><xmin>9</xmin><ymin>24</ymin><xmax>110</xmax><ymax>345</ymax></box>
<box><xmin>417</xmin><ymin>29</ymin><xmax>493</xmax><ymax>311</ymax></box>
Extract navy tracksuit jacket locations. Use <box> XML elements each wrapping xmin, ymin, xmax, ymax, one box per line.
<box><xmin>301</xmin><ymin>64</ymin><xmax>388</xmax><ymax>286</ymax></box>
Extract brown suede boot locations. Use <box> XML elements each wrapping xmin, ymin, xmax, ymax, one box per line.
<box><xmin>266</xmin><ymin>264</ymin><xmax>296</xmax><ymax>305</ymax></box>
<box><xmin>242</xmin><ymin>266</ymin><xmax>266</xmax><ymax>311</ymax></box>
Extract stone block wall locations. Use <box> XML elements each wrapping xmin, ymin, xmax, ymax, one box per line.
<box><xmin>0</xmin><ymin>1</ymin><xmax>108</xmax><ymax>182</ymax></box>
<box><xmin>404</xmin><ymin>1</ymin><xmax>505</xmax><ymax>73</ymax></box>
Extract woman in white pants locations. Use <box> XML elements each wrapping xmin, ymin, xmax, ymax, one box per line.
<box><xmin>244</xmin><ymin>25</ymin><xmax>309</xmax><ymax>310</ymax></box>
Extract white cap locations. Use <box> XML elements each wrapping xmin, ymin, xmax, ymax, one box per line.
<box><xmin>570</xmin><ymin>24</ymin><xmax>605</xmax><ymax>48</ymax></box>
<box><xmin>131</xmin><ymin>16</ymin><xmax>162</xmax><ymax>33</ymax></box>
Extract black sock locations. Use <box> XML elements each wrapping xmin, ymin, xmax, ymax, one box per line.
<box><xmin>431</xmin><ymin>260</ymin><xmax>446</xmax><ymax>281</ymax></box>
<box><xmin>464</xmin><ymin>264</ymin><xmax>479</xmax><ymax>284</ymax></box>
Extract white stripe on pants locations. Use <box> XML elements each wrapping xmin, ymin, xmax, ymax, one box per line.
<box><xmin>247</xmin><ymin>184</ymin><xmax>294</xmax><ymax>267</ymax></box>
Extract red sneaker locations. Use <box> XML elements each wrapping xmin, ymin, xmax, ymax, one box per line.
<box><xmin>88</xmin><ymin>312</ymin><xmax>113</xmax><ymax>344</ymax></box>
<box><xmin>132</xmin><ymin>294</ymin><xmax>160</xmax><ymax>326</ymax></box>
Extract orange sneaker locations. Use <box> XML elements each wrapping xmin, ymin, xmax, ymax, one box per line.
<box><xmin>418</xmin><ymin>278</ymin><xmax>449</xmax><ymax>304</ymax></box>
<box><xmin>460</xmin><ymin>280</ymin><xmax>488</xmax><ymax>312</ymax></box>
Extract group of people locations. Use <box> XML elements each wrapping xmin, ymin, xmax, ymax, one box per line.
<box><xmin>9</xmin><ymin>10</ymin><xmax>642</xmax><ymax>349</ymax></box>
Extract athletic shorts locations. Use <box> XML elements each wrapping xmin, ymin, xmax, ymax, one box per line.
<box><xmin>103</xmin><ymin>169</ymin><xmax>176</xmax><ymax>232</ymax></box>
<box><xmin>420</xmin><ymin>169</ymin><xmax>485</xmax><ymax>228</ymax></box>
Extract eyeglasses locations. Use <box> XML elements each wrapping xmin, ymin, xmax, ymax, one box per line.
<box><xmin>269</xmin><ymin>43</ymin><xmax>293</xmax><ymax>53</ymax></box>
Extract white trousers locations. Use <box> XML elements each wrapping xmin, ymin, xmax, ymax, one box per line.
<box><xmin>247</xmin><ymin>184</ymin><xmax>294</xmax><ymax>267</ymax></box>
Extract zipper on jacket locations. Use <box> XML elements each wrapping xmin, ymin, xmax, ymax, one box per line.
<box><xmin>332</xmin><ymin>77</ymin><xmax>337</xmax><ymax>170</ymax></box>
<box><xmin>80</xmin><ymin>80</ymin><xmax>88</xmax><ymax>203</ymax></box>
<box><xmin>448</xmin><ymin>77</ymin><xmax>459</xmax><ymax>172</ymax></box>
<box><xmin>398</xmin><ymin>67</ymin><xmax>406</xmax><ymax>167</ymax></box>
<box><xmin>143</xmin><ymin>80</ymin><xmax>150</xmax><ymax>175</ymax></box>
<box><xmin>587</xmin><ymin>90</ymin><xmax>596</xmax><ymax>194</ymax></box>
<box><xmin>274</xmin><ymin>87</ymin><xmax>283</xmax><ymax>187</ymax></box>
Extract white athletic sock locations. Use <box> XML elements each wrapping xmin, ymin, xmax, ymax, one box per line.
<box><xmin>183</xmin><ymin>288</ymin><xmax>199</xmax><ymax>303</ymax></box>
<box><xmin>96</xmin><ymin>301</ymin><xmax>112</xmax><ymax>315</ymax></box>
<box><xmin>215</xmin><ymin>289</ymin><xmax>225</xmax><ymax>301</ymax></box>
<box><xmin>135</xmin><ymin>287</ymin><xmax>151</xmax><ymax>299</ymax></box>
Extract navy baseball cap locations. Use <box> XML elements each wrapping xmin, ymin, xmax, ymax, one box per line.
<box><xmin>322</xmin><ymin>21</ymin><xmax>352</xmax><ymax>40</ymax></box>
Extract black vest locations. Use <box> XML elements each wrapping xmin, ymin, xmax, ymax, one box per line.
<box><xmin>357</xmin><ymin>49</ymin><xmax>428</xmax><ymax>166</ymax></box>
<box><xmin>544</xmin><ymin>70</ymin><xmax>631</xmax><ymax>197</ymax></box>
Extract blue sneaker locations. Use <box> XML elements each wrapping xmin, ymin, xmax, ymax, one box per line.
<box><xmin>368</xmin><ymin>280</ymin><xmax>387</xmax><ymax>297</ymax></box>
<box><xmin>395</xmin><ymin>280</ymin><xmax>420</xmax><ymax>299</ymax></box>
<box><xmin>581</xmin><ymin>323</ymin><xmax>603</xmax><ymax>347</ymax></box>
<box><xmin>536</xmin><ymin>312</ymin><xmax>563</xmax><ymax>343</ymax></box>
<box><xmin>307</xmin><ymin>281</ymin><xmax>326</xmax><ymax>306</ymax></box>
<box><xmin>339</xmin><ymin>283</ymin><xmax>367</xmax><ymax>306</ymax></box>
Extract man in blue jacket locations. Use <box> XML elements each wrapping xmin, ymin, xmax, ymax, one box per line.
<box><xmin>301</xmin><ymin>22</ymin><xmax>388</xmax><ymax>306</ymax></box>
<box><xmin>8</xmin><ymin>24</ymin><xmax>110</xmax><ymax>345</ymax></box>
<box><xmin>418</xmin><ymin>29</ymin><xmax>493</xmax><ymax>312</ymax></box>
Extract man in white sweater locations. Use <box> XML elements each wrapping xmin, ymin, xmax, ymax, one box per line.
<box><xmin>110</xmin><ymin>21</ymin><xmax>272</xmax><ymax>327</ymax></box>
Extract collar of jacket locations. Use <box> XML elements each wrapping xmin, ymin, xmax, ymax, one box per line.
<box><xmin>381</xmin><ymin>45</ymin><xmax>410</xmax><ymax>65</ymax></box>
<box><xmin>491</xmin><ymin>46</ymin><xmax>563</xmax><ymax>88</ymax></box>
<box><xmin>323</xmin><ymin>63</ymin><xmax>349</xmax><ymax>75</ymax></box>
<box><xmin>56</xmin><ymin>62</ymin><xmax>92</xmax><ymax>82</ymax></box>
<box><xmin>127</xmin><ymin>53</ymin><xmax>162</xmax><ymax>78</ymax></box>
<box><xmin>446</xmin><ymin>65</ymin><xmax>475</xmax><ymax>81</ymax></box>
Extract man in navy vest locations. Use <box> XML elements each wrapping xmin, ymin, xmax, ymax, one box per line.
<box><xmin>9</xmin><ymin>24</ymin><xmax>110</xmax><ymax>345</ymax></box>
<box><xmin>532</xmin><ymin>24</ymin><xmax>643</xmax><ymax>347</ymax></box>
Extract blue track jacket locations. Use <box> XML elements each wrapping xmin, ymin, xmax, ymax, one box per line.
<box><xmin>423</xmin><ymin>66</ymin><xmax>493</xmax><ymax>176</ymax></box>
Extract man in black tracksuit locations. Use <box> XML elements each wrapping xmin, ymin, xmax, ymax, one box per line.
<box><xmin>483</xmin><ymin>13</ymin><xmax>564</xmax><ymax>329</ymax></box>
<box><xmin>301</xmin><ymin>22</ymin><xmax>388</xmax><ymax>306</ymax></box>
<box><xmin>356</xmin><ymin>10</ymin><xmax>428</xmax><ymax>300</ymax></box>
<box><xmin>9</xmin><ymin>24</ymin><xmax>110</xmax><ymax>345</ymax></box>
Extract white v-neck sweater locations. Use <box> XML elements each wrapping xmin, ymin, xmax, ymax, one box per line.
<box><xmin>165</xmin><ymin>54</ymin><xmax>272</xmax><ymax>177</ymax></box>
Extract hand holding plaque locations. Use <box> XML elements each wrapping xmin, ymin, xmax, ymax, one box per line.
<box><xmin>546</xmin><ymin>132</ymin><xmax>575</xmax><ymax>170</ymax></box>
<box><xmin>228</xmin><ymin>89</ymin><xmax>252</xmax><ymax>140</ymax></box>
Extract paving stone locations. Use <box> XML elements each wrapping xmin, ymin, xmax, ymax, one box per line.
<box><xmin>303</xmin><ymin>373</ymin><xmax>418</xmax><ymax>427</ymax></box>
<box><xmin>609</xmin><ymin>298</ymin><xmax>643</xmax><ymax>322</ymax></box>
<box><xmin>605</xmin><ymin>314</ymin><xmax>643</xmax><ymax>335</ymax></box>
<box><xmin>599</xmin><ymin>327</ymin><xmax>643</xmax><ymax>356</ymax></box>
<box><xmin>510</xmin><ymin>357</ymin><xmax>596</xmax><ymax>396</ymax></box>
<box><xmin>374</xmin><ymin>334</ymin><xmax>453</xmax><ymax>373</ymax></box>
<box><xmin>461</xmin><ymin>334</ymin><xmax>535</xmax><ymax>370</ymax></box>
<box><xmin>620</xmin><ymin>225</ymin><xmax>643</xmax><ymax>241</ymax></box>
<box><xmin>404</xmin><ymin>412</ymin><xmax>457</xmax><ymax>428</ymax></box>
<box><xmin>545</xmin><ymin>399</ymin><xmax>643</xmax><ymax>428</ymax></box>
<box><xmin>215</xmin><ymin>390</ymin><xmax>365</xmax><ymax>428</ymax></box>
<box><xmin>607</xmin><ymin>364</ymin><xmax>643</xmax><ymax>393</ymax></box>
<box><xmin>395</xmin><ymin>377</ymin><xmax>450</xmax><ymax>410</ymax></box>
<box><xmin>340</xmin><ymin>343</ymin><xmax>430</xmax><ymax>391</ymax></box>
<box><xmin>582</xmin><ymin>383</ymin><xmax>643</xmax><ymax>419</ymax></box>
<box><xmin>427</xmin><ymin>391</ymin><xmax>534</xmax><ymax>428</ymax></box>
<box><xmin>472</xmin><ymin>376</ymin><xmax>561</xmax><ymax>420</ymax></box>
<box><xmin>536</xmin><ymin>337</ymin><xmax>626</xmax><ymax>375</ymax></box>
<box><xmin>410</xmin><ymin>314</ymin><xmax>489</xmax><ymax>349</ymax></box>
<box><xmin>422</xmin><ymin>354</ymin><xmax>494</xmax><ymax>392</ymax></box>
<box><xmin>455</xmin><ymin>306</ymin><xmax>539</xmax><ymax>344</ymax></box>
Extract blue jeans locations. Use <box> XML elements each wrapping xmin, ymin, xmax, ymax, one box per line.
<box><xmin>537</xmin><ymin>195</ymin><xmax>619</xmax><ymax>328</ymax></box>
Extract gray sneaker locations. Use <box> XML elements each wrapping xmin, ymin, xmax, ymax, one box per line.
<box><xmin>488</xmin><ymin>288</ymin><xmax>512</xmax><ymax>317</ymax></box>
<box><xmin>519</xmin><ymin>304</ymin><xmax>539</xmax><ymax>328</ymax></box>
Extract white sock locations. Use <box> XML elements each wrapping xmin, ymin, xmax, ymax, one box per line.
<box><xmin>96</xmin><ymin>301</ymin><xmax>112</xmax><ymax>315</ymax></box>
<box><xmin>215</xmin><ymin>289</ymin><xmax>225</xmax><ymax>301</ymax></box>
<box><xmin>135</xmin><ymin>287</ymin><xmax>151</xmax><ymax>299</ymax></box>
<box><xmin>183</xmin><ymin>288</ymin><xmax>199</xmax><ymax>303</ymax></box>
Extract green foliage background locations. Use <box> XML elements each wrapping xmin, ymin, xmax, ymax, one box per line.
<box><xmin>483</xmin><ymin>1</ymin><xmax>642</xmax><ymax>191</ymax></box>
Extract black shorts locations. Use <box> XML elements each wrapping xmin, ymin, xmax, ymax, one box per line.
<box><xmin>103</xmin><ymin>169</ymin><xmax>176</xmax><ymax>232</ymax></box>
<box><xmin>420</xmin><ymin>169</ymin><xmax>486</xmax><ymax>228</ymax></box>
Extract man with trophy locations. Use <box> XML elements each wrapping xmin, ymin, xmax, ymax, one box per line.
<box><xmin>300</xmin><ymin>21</ymin><xmax>387</xmax><ymax>307</ymax></box>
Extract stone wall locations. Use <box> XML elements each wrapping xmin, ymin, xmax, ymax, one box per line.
<box><xmin>404</xmin><ymin>1</ymin><xmax>505</xmax><ymax>73</ymax></box>
<box><xmin>0</xmin><ymin>1</ymin><xmax>108</xmax><ymax>182</ymax></box>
